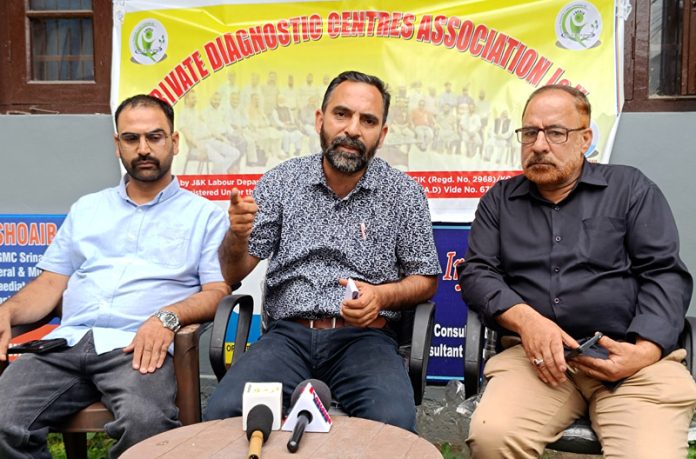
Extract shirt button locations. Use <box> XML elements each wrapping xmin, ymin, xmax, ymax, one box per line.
<box><xmin>554</xmin><ymin>206</ymin><xmax>560</xmax><ymax>211</ymax></box>
<box><xmin>553</xmin><ymin>297</ymin><xmax>560</xmax><ymax>304</ymax></box>
<box><xmin>553</xmin><ymin>266</ymin><xmax>560</xmax><ymax>273</ymax></box>
<box><xmin>554</xmin><ymin>236</ymin><xmax>562</xmax><ymax>242</ymax></box>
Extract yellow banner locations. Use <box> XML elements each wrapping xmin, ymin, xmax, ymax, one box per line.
<box><xmin>113</xmin><ymin>0</ymin><xmax>621</xmax><ymax>221</ymax></box>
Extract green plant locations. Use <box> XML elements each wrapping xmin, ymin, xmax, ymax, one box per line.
<box><xmin>48</xmin><ymin>432</ymin><xmax>115</xmax><ymax>459</ymax></box>
<box><xmin>688</xmin><ymin>440</ymin><xmax>696</xmax><ymax>458</ymax></box>
<box><xmin>47</xmin><ymin>434</ymin><xmax>66</xmax><ymax>459</ymax></box>
<box><xmin>439</xmin><ymin>441</ymin><xmax>467</xmax><ymax>459</ymax></box>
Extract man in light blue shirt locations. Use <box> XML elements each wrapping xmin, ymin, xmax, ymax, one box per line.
<box><xmin>0</xmin><ymin>94</ymin><xmax>230</xmax><ymax>458</ymax></box>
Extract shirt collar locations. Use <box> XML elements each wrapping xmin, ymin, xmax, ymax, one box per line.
<box><xmin>509</xmin><ymin>160</ymin><xmax>607</xmax><ymax>200</ymax></box>
<box><xmin>117</xmin><ymin>174</ymin><xmax>181</xmax><ymax>206</ymax></box>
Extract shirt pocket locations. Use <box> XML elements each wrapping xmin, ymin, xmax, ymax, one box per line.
<box><xmin>142</xmin><ymin>225</ymin><xmax>189</xmax><ymax>269</ymax></box>
<box><xmin>579</xmin><ymin>217</ymin><xmax>627</xmax><ymax>269</ymax></box>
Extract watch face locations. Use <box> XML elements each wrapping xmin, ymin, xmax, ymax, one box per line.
<box><xmin>156</xmin><ymin>311</ymin><xmax>179</xmax><ymax>331</ymax></box>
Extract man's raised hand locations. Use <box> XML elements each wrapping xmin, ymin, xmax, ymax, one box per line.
<box><xmin>228</xmin><ymin>188</ymin><xmax>258</xmax><ymax>240</ymax></box>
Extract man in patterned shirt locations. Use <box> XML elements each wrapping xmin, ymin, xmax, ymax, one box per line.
<box><xmin>205</xmin><ymin>70</ymin><xmax>441</xmax><ymax>431</ymax></box>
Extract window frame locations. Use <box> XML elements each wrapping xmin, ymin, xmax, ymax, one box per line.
<box><xmin>0</xmin><ymin>0</ymin><xmax>112</xmax><ymax>114</ymax></box>
<box><xmin>623</xmin><ymin>0</ymin><xmax>696</xmax><ymax>112</ymax></box>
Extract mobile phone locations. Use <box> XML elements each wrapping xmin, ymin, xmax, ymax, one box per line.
<box><xmin>8</xmin><ymin>338</ymin><xmax>68</xmax><ymax>354</ymax></box>
<box><xmin>344</xmin><ymin>278</ymin><xmax>359</xmax><ymax>301</ymax></box>
<box><xmin>564</xmin><ymin>333</ymin><xmax>604</xmax><ymax>360</ymax></box>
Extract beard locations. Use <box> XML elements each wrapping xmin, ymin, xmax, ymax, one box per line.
<box><xmin>320</xmin><ymin>127</ymin><xmax>378</xmax><ymax>174</ymax></box>
<box><xmin>121</xmin><ymin>153</ymin><xmax>172</xmax><ymax>183</ymax></box>
<box><xmin>522</xmin><ymin>152</ymin><xmax>583</xmax><ymax>187</ymax></box>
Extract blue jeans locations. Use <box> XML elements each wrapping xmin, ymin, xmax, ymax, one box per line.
<box><xmin>204</xmin><ymin>320</ymin><xmax>416</xmax><ymax>431</ymax></box>
<box><xmin>0</xmin><ymin>331</ymin><xmax>180</xmax><ymax>459</ymax></box>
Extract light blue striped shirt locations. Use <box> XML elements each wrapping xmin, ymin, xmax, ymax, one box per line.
<box><xmin>39</xmin><ymin>176</ymin><xmax>228</xmax><ymax>354</ymax></box>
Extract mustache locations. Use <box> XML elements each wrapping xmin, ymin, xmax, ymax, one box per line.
<box><xmin>330</xmin><ymin>135</ymin><xmax>366</xmax><ymax>155</ymax></box>
<box><xmin>524</xmin><ymin>155</ymin><xmax>556</xmax><ymax>168</ymax></box>
<box><xmin>132</xmin><ymin>156</ymin><xmax>160</xmax><ymax>168</ymax></box>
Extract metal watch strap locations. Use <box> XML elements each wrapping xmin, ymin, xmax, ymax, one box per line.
<box><xmin>153</xmin><ymin>310</ymin><xmax>181</xmax><ymax>333</ymax></box>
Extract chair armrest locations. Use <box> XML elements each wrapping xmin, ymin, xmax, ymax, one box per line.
<box><xmin>208</xmin><ymin>294</ymin><xmax>254</xmax><ymax>381</ymax></box>
<box><xmin>464</xmin><ymin>306</ymin><xmax>485</xmax><ymax>399</ymax></box>
<box><xmin>409</xmin><ymin>301</ymin><xmax>435</xmax><ymax>406</ymax></box>
<box><xmin>2</xmin><ymin>309</ymin><xmax>61</xmax><ymax>376</ymax></box>
<box><xmin>173</xmin><ymin>323</ymin><xmax>207</xmax><ymax>425</ymax></box>
<box><xmin>680</xmin><ymin>316</ymin><xmax>696</xmax><ymax>376</ymax></box>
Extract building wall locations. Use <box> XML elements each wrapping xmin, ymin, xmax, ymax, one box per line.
<box><xmin>611</xmin><ymin>112</ymin><xmax>696</xmax><ymax>315</ymax></box>
<box><xmin>0</xmin><ymin>115</ymin><xmax>119</xmax><ymax>213</ymax></box>
<box><xmin>1</xmin><ymin>112</ymin><xmax>695</xmax><ymax>311</ymax></box>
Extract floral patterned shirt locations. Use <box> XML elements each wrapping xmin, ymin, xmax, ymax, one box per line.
<box><xmin>249</xmin><ymin>153</ymin><xmax>441</xmax><ymax>320</ymax></box>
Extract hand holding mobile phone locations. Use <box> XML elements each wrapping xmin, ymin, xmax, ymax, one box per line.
<box><xmin>564</xmin><ymin>333</ymin><xmax>607</xmax><ymax>360</ymax></box>
<box><xmin>344</xmin><ymin>278</ymin><xmax>359</xmax><ymax>301</ymax></box>
<box><xmin>8</xmin><ymin>338</ymin><xmax>68</xmax><ymax>354</ymax></box>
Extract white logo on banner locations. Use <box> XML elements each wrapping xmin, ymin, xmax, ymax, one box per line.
<box><xmin>129</xmin><ymin>19</ymin><xmax>168</xmax><ymax>65</ymax></box>
<box><xmin>555</xmin><ymin>2</ymin><xmax>602</xmax><ymax>50</ymax></box>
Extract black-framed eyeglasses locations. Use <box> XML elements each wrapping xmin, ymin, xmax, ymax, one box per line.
<box><xmin>514</xmin><ymin>126</ymin><xmax>586</xmax><ymax>145</ymax></box>
<box><xmin>117</xmin><ymin>130</ymin><xmax>170</xmax><ymax>151</ymax></box>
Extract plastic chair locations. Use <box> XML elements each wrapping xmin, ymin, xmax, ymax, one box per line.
<box><xmin>463</xmin><ymin>306</ymin><xmax>696</xmax><ymax>455</ymax></box>
<box><xmin>208</xmin><ymin>293</ymin><xmax>436</xmax><ymax>405</ymax></box>
<box><xmin>0</xmin><ymin>308</ymin><xmax>206</xmax><ymax>459</ymax></box>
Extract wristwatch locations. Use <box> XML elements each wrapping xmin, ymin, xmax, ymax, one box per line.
<box><xmin>153</xmin><ymin>310</ymin><xmax>181</xmax><ymax>333</ymax></box>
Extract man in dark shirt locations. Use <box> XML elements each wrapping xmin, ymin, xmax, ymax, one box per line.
<box><xmin>458</xmin><ymin>85</ymin><xmax>696</xmax><ymax>458</ymax></box>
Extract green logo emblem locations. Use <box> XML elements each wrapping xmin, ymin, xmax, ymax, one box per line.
<box><xmin>129</xmin><ymin>19</ymin><xmax>168</xmax><ymax>65</ymax></box>
<box><xmin>556</xmin><ymin>2</ymin><xmax>602</xmax><ymax>50</ymax></box>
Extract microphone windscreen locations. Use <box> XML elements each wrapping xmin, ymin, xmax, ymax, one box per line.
<box><xmin>290</xmin><ymin>379</ymin><xmax>332</xmax><ymax>408</ymax></box>
<box><xmin>245</xmin><ymin>404</ymin><xmax>274</xmax><ymax>441</ymax></box>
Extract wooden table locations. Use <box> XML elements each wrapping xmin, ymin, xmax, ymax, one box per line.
<box><xmin>122</xmin><ymin>416</ymin><xmax>442</xmax><ymax>458</ymax></box>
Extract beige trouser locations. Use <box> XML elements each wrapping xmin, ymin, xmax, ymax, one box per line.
<box><xmin>467</xmin><ymin>344</ymin><xmax>696</xmax><ymax>459</ymax></box>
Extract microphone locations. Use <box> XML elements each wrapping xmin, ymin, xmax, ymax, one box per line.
<box><xmin>245</xmin><ymin>404</ymin><xmax>273</xmax><ymax>459</ymax></box>
<box><xmin>242</xmin><ymin>382</ymin><xmax>282</xmax><ymax>431</ymax></box>
<box><xmin>283</xmin><ymin>379</ymin><xmax>332</xmax><ymax>453</ymax></box>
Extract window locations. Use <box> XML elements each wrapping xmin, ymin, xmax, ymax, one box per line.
<box><xmin>0</xmin><ymin>0</ymin><xmax>112</xmax><ymax>114</ymax></box>
<box><xmin>624</xmin><ymin>0</ymin><xmax>696</xmax><ymax>111</ymax></box>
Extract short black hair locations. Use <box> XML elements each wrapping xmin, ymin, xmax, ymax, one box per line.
<box><xmin>321</xmin><ymin>70</ymin><xmax>391</xmax><ymax>123</ymax></box>
<box><xmin>522</xmin><ymin>85</ymin><xmax>591</xmax><ymax>124</ymax></box>
<box><xmin>114</xmin><ymin>94</ymin><xmax>175</xmax><ymax>131</ymax></box>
